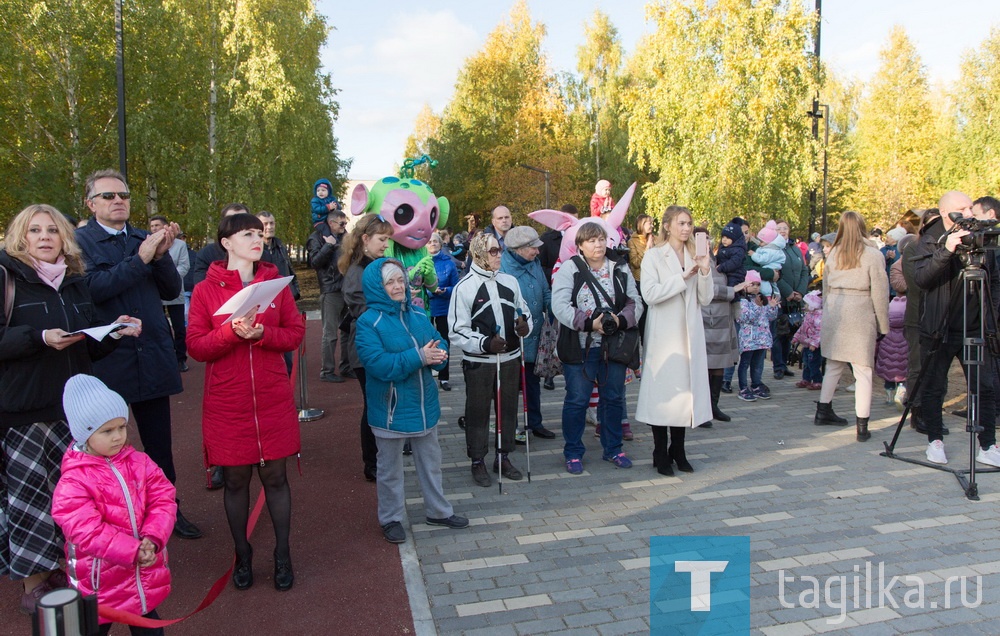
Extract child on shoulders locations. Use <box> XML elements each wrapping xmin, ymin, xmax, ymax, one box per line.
<box><xmin>52</xmin><ymin>375</ymin><xmax>176</xmax><ymax>636</ymax></box>
<box><xmin>311</xmin><ymin>178</ymin><xmax>341</xmax><ymax>237</ymax></box>
<box><xmin>750</xmin><ymin>220</ymin><xmax>787</xmax><ymax>297</ymax></box>
<box><xmin>716</xmin><ymin>218</ymin><xmax>747</xmax><ymax>287</ymax></box>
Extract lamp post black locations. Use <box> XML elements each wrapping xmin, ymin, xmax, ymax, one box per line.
<box><xmin>115</xmin><ymin>0</ymin><xmax>127</xmax><ymax>181</ymax></box>
<box><xmin>519</xmin><ymin>164</ymin><xmax>551</xmax><ymax>209</ymax></box>
<box><xmin>807</xmin><ymin>0</ymin><xmax>822</xmax><ymax>236</ymax></box>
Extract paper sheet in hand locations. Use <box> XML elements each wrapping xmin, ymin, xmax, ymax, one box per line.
<box><xmin>67</xmin><ymin>323</ymin><xmax>129</xmax><ymax>341</ymax></box>
<box><xmin>213</xmin><ymin>276</ymin><xmax>293</xmax><ymax>323</ymax></box>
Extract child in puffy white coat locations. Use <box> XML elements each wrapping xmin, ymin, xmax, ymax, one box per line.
<box><xmin>792</xmin><ymin>291</ymin><xmax>824</xmax><ymax>389</ymax></box>
<box><xmin>52</xmin><ymin>374</ymin><xmax>176</xmax><ymax>635</ymax></box>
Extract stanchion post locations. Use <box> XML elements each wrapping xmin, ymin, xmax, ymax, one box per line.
<box><xmin>297</xmin><ymin>311</ymin><xmax>324</xmax><ymax>422</ymax></box>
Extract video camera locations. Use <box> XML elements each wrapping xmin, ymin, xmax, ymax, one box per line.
<box><xmin>950</xmin><ymin>214</ymin><xmax>1000</xmax><ymax>252</ymax></box>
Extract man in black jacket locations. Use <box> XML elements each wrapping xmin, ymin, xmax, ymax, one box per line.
<box><xmin>306</xmin><ymin>211</ymin><xmax>352</xmax><ymax>382</ymax></box>
<box><xmin>913</xmin><ymin>190</ymin><xmax>1000</xmax><ymax>467</ymax></box>
<box><xmin>192</xmin><ymin>202</ymin><xmax>250</xmax><ymax>285</ymax></box>
<box><xmin>77</xmin><ymin>168</ymin><xmax>202</xmax><ymax>539</ymax></box>
<box><xmin>257</xmin><ymin>210</ymin><xmax>300</xmax><ymax>301</ymax></box>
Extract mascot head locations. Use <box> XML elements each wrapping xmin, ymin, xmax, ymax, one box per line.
<box><xmin>530</xmin><ymin>182</ymin><xmax>637</xmax><ymax>262</ymax></box>
<box><xmin>349</xmin><ymin>155</ymin><xmax>450</xmax><ymax>250</ymax></box>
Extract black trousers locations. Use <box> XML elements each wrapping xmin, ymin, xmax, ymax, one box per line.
<box><xmin>164</xmin><ymin>304</ymin><xmax>186</xmax><ymax>363</ymax></box>
<box><xmin>463</xmin><ymin>358</ymin><xmax>519</xmax><ymax>459</ymax></box>
<box><xmin>432</xmin><ymin>315</ymin><xmax>450</xmax><ymax>382</ymax></box>
<box><xmin>356</xmin><ymin>368</ymin><xmax>378</xmax><ymax>474</ymax></box>
<box><xmin>918</xmin><ymin>335</ymin><xmax>997</xmax><ymax>447</ymax></box>
<box><xmin>130</xmin><ymin>396</ymin><xmax>176</xmax><ymax>484</ymax></box>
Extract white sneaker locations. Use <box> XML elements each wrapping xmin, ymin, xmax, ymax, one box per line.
<box><xmin>926</xmin><ymin>440</ymin><xmax>948</xmax><ymax>465</ymax></box>
<box><xmin>894</xmin><ymin>385</ymin><xmax>906</xmax><ymax>409</ymax></box>
<box><xmin>586</xmin><ymin>408</ymin><xmax>598</xmax><ymax>426</ymax></box>
<box><xmin>846</xmin><ymin>383</ymin><xmax>856</xmax><ymax>393</ymax></box>
<box><xmin>977</xmin><ymin>444</ymin><xmax>1000</xmax><ymax>468</ymax></box>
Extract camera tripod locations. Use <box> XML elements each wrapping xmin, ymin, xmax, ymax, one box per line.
<box><xmin>881</xmin><ymin>256</ymin><xmax>1000</xmax><ymax>501</ymax></box>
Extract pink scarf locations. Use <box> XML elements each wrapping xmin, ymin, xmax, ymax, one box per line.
<box><xmin>31</xmin><ymin>255</ymin><xmax>67</xmax><ymax>291</ymax></box>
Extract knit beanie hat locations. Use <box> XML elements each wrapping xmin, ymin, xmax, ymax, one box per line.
<box><xmin>757</xmin><ymin>220</ymin><xmax>779</xmax><ymax>245</ymax></box>
<box><xmin>721</xmin><ymin>222</ymin><xmax>743</xmax><ymax>241</ymax></box>
<box><xmin>63</xmin><ymin>374</ymin><xmax>129</xmax><ymax>446</ymax></box>
<box><xmin>803</xmin><ymin>290</ymin><xmax>823</xmax><ymax>311</ymax></box>
<box><xmin>887</xmin><ymin>226</ymin><xmax>907</xmax><ymax>243</ymax></box>
<box><xmin>744</xmin><ymin>270</ymin><xmax>762</xmax><ymax>284</ymax></box>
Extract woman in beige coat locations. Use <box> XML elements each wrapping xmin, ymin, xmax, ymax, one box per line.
<box><xmin>636</xmin><ymin>206</ymin><xmax>713</xmax><ymax>475</ymax></box>
<box><xmin>814</xmin><ymin>211</ymin><xmax>890</xmax><ymax>441</ymax></box>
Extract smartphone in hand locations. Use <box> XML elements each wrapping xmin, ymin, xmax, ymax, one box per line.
<box><xmin>695</xmin><ymin>233</ymin><xmax>709</xmax><ymax>258</ymax></box>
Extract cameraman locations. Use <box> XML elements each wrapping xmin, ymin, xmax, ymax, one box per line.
<box><xmin>913</xmin><ymin>190</ymin><xmax>1000</xmax><ymax>466</ymax></box>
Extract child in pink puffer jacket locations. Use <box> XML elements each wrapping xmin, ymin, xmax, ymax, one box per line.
<box><xmin>792</xmin><ymin>291</ymin><xmax>824</xmax><ymax>389</ymax></box>
<box><xmin>52</xmin><ymin>375</ymin><xmax>176</xmax><ymax>634</ymax></box>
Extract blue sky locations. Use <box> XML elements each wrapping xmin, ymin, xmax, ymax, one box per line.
<box><xmin>316</xmin><ymin>0</ymin><xmax>1000</xmax><ymax>181</ymax></box>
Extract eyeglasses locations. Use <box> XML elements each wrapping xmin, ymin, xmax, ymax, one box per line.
<box><xmin>487</xmin><ymin>247</ymin><xmax>502</xmax><ymax>257</ymax></box>
<box><xmin>332</xmin><ymin>221</ymin><xmax>347</xmax><ymax>227</ymax></box>
<box><xmin>90</xmin><ymin>192</ymin><xmax>131</xmax><ymax>201</ymax></box>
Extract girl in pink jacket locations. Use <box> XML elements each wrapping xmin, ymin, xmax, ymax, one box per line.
<box><xmin>792</xmin><ymin>291</ymin><xmax>824</xmax><ymax>389</ymax></box>
<box><xmin>52</xmin><ymin>375</ymin><xmax>176</xmax><ymax>635</ymax></box>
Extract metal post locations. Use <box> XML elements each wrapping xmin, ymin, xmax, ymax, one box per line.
<box><xmin>821</xmin><ymin>103</ymin><xmax>830</xmax><ymax>234</ymax></box>
<box><xmin>520</xmin><ymin>164</ymin><xmax>551</xmax><ymax>209</ymax></box>
<box><xmin>114</xmin><ymin>0</ymin><xmax>128</xmax><ymax>181</ymax></box>
<box><xmin>296</xmin><ymin>312</ymin><xmax>324</xmax><ymax>422</ymax></box>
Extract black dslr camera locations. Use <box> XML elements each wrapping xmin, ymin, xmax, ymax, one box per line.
<box><xmin>597</xmin><ymin>307</ymin><xmax>619</xmax><ymax>336</ymax></box>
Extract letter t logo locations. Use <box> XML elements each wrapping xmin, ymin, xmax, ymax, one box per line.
<box><xmin>675</xmin><ymin>561</ymin><xmax>729</xmax><ymax>611</ymax></box>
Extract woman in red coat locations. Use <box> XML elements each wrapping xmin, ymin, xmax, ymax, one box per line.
<box><xmin>187</xmin><ymin>213</ymin><xmax>304</xmax><ymax>592</ymax></box>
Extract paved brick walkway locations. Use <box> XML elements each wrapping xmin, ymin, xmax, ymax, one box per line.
<box><xmin>398</xmin><ymin>359</ymin><xmax>1000</xmax><ymax>635</ymax></box>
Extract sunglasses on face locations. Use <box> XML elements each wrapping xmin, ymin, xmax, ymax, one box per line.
<box><xmin>91</xmin><ymin>192</ymin><xmax>131</xmax><ymax>201</ymax></box>
<box><xmin>487</xmin><ymin>247</ymin><xmax>501</xmax><ymax>257</ymax></box>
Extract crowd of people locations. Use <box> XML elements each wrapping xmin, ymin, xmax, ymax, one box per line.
<box><xmin>2</xmin><ymin>171</ymin><xmax>998</xmax><ymax>632</ymax></box>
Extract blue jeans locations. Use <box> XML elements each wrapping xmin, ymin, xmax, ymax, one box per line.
<box><xmin>738</xmin><ymin>349</ymin><xmax>766</xmax><ymax>390</ymax></box>
<box><xmin>723</xmin><ymin>364</ymin><xmax>735</xmax><ymax>384</ymax></box>
<box><xmin>802</xmin><ymin>347</ymin><xmax>823</xmax><ymax>383</ymax></box>
<box><xmin>562</xmin><ymin>347</ymin><xmax>625</xmax><ymax>461</ymax></box>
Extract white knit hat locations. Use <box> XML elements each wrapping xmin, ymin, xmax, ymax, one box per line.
<box><xmin>63</xmin><ymin>374</ymin><xmax>129</xmax><ymax>445</ymax></box>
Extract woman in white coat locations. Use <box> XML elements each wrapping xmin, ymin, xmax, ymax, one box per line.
<box><xmin>636</xmin><ymin>206</ymin><xmax>713</xmax><ymax>475</ymax></box>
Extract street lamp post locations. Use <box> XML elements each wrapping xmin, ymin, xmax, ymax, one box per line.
<box><xmin>519</xmin><ymin>164</ymin><xmax>550</xmax><ymax>209</ymax></box>
<box><xmin>115</xmin><ymin>0</ymin><xmax>127</xmax><ymax>181</ymax></box>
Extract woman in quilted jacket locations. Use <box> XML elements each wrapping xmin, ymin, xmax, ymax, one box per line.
<box><xmin>53</xmin><ymin>374</ymin><xmax>175</xmax><ymax>635</ymax></box>
<box><xmin>875</xmin><ymin>295</ymin><xmax>909</xmax><ymax>407</ymax></box>
<box><xmin>187</xmin><ymin>213</ymin><xmax>304</xmax><ymax>592</ymax></box>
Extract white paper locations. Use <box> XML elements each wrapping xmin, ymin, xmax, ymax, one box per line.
<box><xmin>213</xmin><ymin>276</ymin><xmax>293</xmax><ymax>323</ymax></box>
<box><xmin>67</xmin><ymin>323</ymin><xmax>130</xmax><ymax>341</ymax></box>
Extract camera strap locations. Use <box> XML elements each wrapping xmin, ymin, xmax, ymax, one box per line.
<box><xmin>573</xmin><ymin>255</ymin><xmax>619</xmax><ymax>315</ymax></box>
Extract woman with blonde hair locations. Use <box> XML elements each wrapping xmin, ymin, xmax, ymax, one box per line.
<box><xmin>636</xmin><ymin>206</ymin><xmax>713</xmax><ymax>475</ymax></box>
<box><xmin>814</xmin><ymin>211</ymin><xmax>889</xmax><ymax>441</ymax></box>
<box><xmin>339</xmin><ymin>214</ymin><xmax>395</xmax><ymax>481</ymax></box>
<box><xmin>0</xmin><ymin>204</ymin><xmax>141</xmax><ymax>612</ymax></box>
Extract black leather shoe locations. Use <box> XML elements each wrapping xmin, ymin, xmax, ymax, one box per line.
<box><xmin>457</xmin><ymin>416</ymin><xmax>466</xmax><ymax>430</ymax></box>
<box><xmin>426</xmin><ymin>515</ymin><xmax>469</xmax><ymax>529</ymax></box>
<box><xmin>402</xmin><ymin>441</ymin><xmax>412</xmax><ymax>456</ymax></box>
<box><xmin>439</xmin><ymin>380</ymin><xmax>451</xmax><ymax>391</ymax></box>
<box><xmin>341</xmin><ymin>369</ymin><xmax>358</xmax><ymax>379</ymax></box>
<box><xmin>173</xmin><ymin>504</ymin><xmax>203</xmax><ymax>540</ymax></box>
<box><xmin>381</xmin><ymin>521</ymin><xmax>406</xmax><ymax>544</ymax></box>
<box><xmin>492</xmin><ymin>454</ymin><xmax>523</xmax><ymax>480</ymax></box>
<box><xmin>783</xmin><ymin>369</ymin><xmax>795</xmax><ymax>378</ymax></box>
<box><xmin>179</xmin><ymin>362</ymin><xmax>189</xmax><ymax>372</ymax></box>
<box><xmin>531</xmin><ymin>427</ymin><xmax>556</xmax><ymax>439</ymax></box>
<box><xmin>320</xmin><ymin>373</ymin><xmax>345</xmax><ymax>383</ymax></box>
<box><xmin>543</xmin><ymin>377</ymin><xmax>555</xmax><ymax>390</ymax></box>
<box><xmin>363</xmin><ymin>466</ymin><xmax>377</xmax><ymax>482</ymax></box>
<box><xmin>207</xmin><ymin>465</ymin><xmax>224</xmax><ymax>490</ymax></box>
<box><xmin>471</xmin><ymin>461</ymin><xmax>491</xmax><ymax>487</ymax></box>
<box><xmin>233</xmin><ymin>547</ymin><xmax>253</xmax><ymax>590</ymax></box>
<box><xmin>273</xmin><ymin>551</ymin><xmax>293</xmax><ymax>591</ymax></box>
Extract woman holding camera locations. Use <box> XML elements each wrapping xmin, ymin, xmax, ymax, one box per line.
<box><xmin>814</xmin><ymin>210</ymin><xmax>889</xmax><ymax>441</ymax></box>
<box><xmin>636</xmin><ymin>207</ymin><xmax>713</xmax><ymax>475</ymax></box>
<box><xmin>552</xmin><ymin>221</ymin><xmax>642</xmax><ymax>475</ymax></box>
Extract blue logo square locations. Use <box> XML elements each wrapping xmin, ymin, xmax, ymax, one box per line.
<box><xmin>650</xmin><ymin>536</ymin><xmax>750</xmax><ymax>635</ymax></box>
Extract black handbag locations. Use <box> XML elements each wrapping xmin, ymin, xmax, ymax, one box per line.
<box><xmin>574</xmin><ymin>257</ymin><xmax>641</xmax><ymax>370</ymax></box>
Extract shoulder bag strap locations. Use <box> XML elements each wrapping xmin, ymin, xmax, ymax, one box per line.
<box><xmin>1</xmin><ymin>265</ymin><xmax>13</xmax><ymax>326</ymax></box>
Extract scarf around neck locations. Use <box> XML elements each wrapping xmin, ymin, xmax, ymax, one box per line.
<box><xmin>31</xmin><ymin>255</ymin><xmax>68</xmax><ymax>291</ymax></box>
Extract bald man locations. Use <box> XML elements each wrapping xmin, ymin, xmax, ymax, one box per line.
<box><xmin>912</xmin><ymin>190</ymin><xmax>1000</xmax><ymax>467</ymax></box>
<box><xmin>484</xmin><ymin>205</ymin><xmax>513</xmax><ymax>251</ymax></box>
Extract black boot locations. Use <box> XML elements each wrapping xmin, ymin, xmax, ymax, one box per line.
<box><xmin>669</xmin><ymin>427</ymin><xmax>693</xmax><ymax>473</ymax></box>
<box><xmin>856</xmin><ymin>417</ymin><xmax>871</xmax><ymax>442</ymax></box>
<box><xmin>233</xmin><ymin>546</ymin><xmax>253</xmax><ymax>590</ymax></box>
<box><xmin>652</xmin><ymin>427</ymin><xmax>673</xmax><ymax>475</ymax></box>
<box><xmin>173</xmin><ymin>500</ymin><xmax>203</xmax><ymax>539</ymax></box>
<box><xmin>274</xmin><ymin>550</ymin><xmax>293</xmax><ymax>591</ymax></box>
<box><xmin>814</xmin><ymin>402</ymin><xmax>848</xmax><ymax>426</ymax></box>
<box><xmin>709</xmin><ymin>374</ymin><xmax>730</xmax><ymax>422</ymax></box>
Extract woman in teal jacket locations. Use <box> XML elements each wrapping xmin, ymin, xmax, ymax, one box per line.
<box><xmin>355</xmin><ymin>258</ymin><xmax>467</xmax><ymax>544</ymax></box>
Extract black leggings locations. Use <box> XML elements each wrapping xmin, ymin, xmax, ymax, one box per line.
<box><xmin>223</xmin><ymin>459</ymin><xmax>291</xmax><ymax>559</ymax></box>
<box><xmin>356</xmin><ymin>368</ymin><xmax>378</xmax><ymax>476</ymax></box>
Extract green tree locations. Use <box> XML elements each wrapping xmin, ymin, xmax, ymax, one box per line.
<box><xmin>853</xmin><ymin>26</ymin><xmax>937</xmax><ymax>225</ymax></box>
<box><xmin>624</xmin><ymin>0</ymin><xmax>818</xmax><ymax>231</ymax></box>
<box><xmin>933</xmin><ymin>27</ymin><xmax>1000</xmax><ymax>199</ymax></box>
